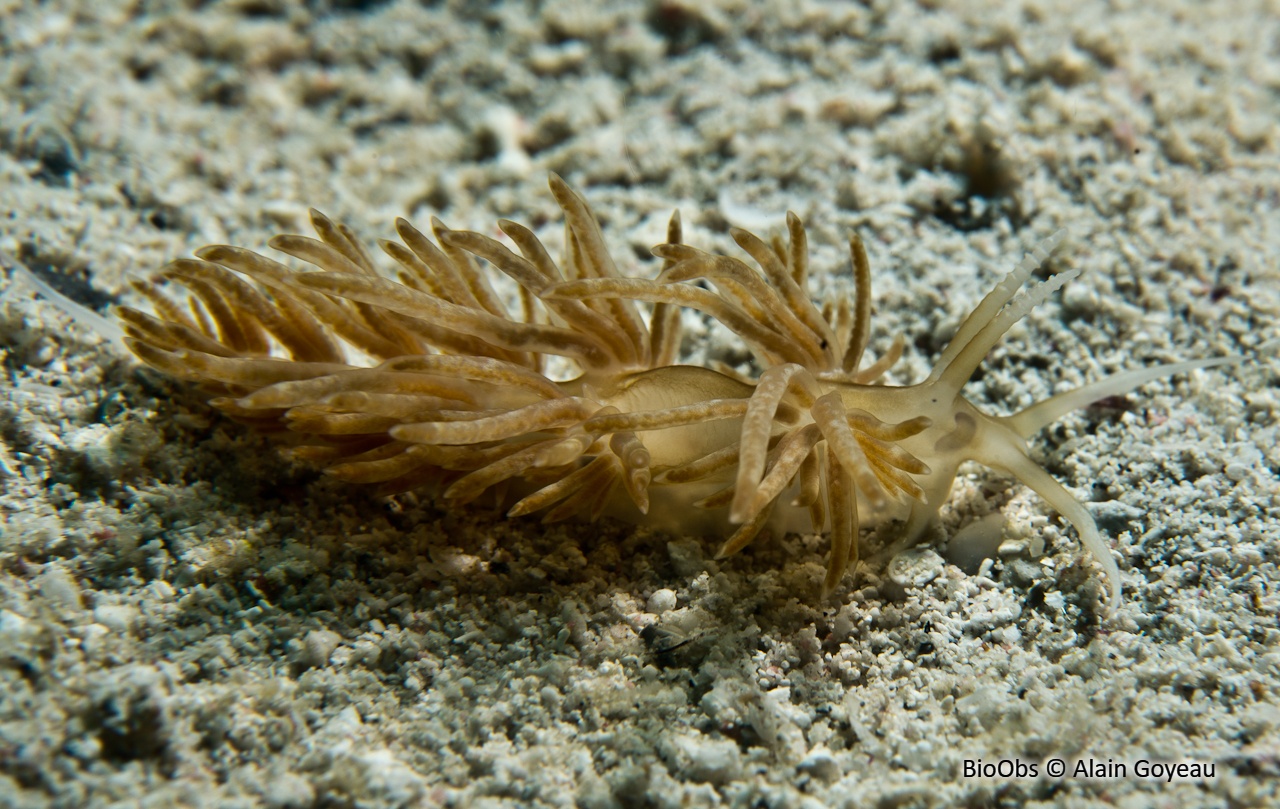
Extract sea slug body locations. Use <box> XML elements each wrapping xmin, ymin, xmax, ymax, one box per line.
<box><xmin>117</xmin><ymin>174</ymin><xmax>1229</xmax><ymax>615</ymax></box>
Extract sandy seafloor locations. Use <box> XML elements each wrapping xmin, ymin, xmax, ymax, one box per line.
<box><xmin>2</xmin><ymin>0</ymin><xmax>1280</xmax><ymax>807</ymax></box>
